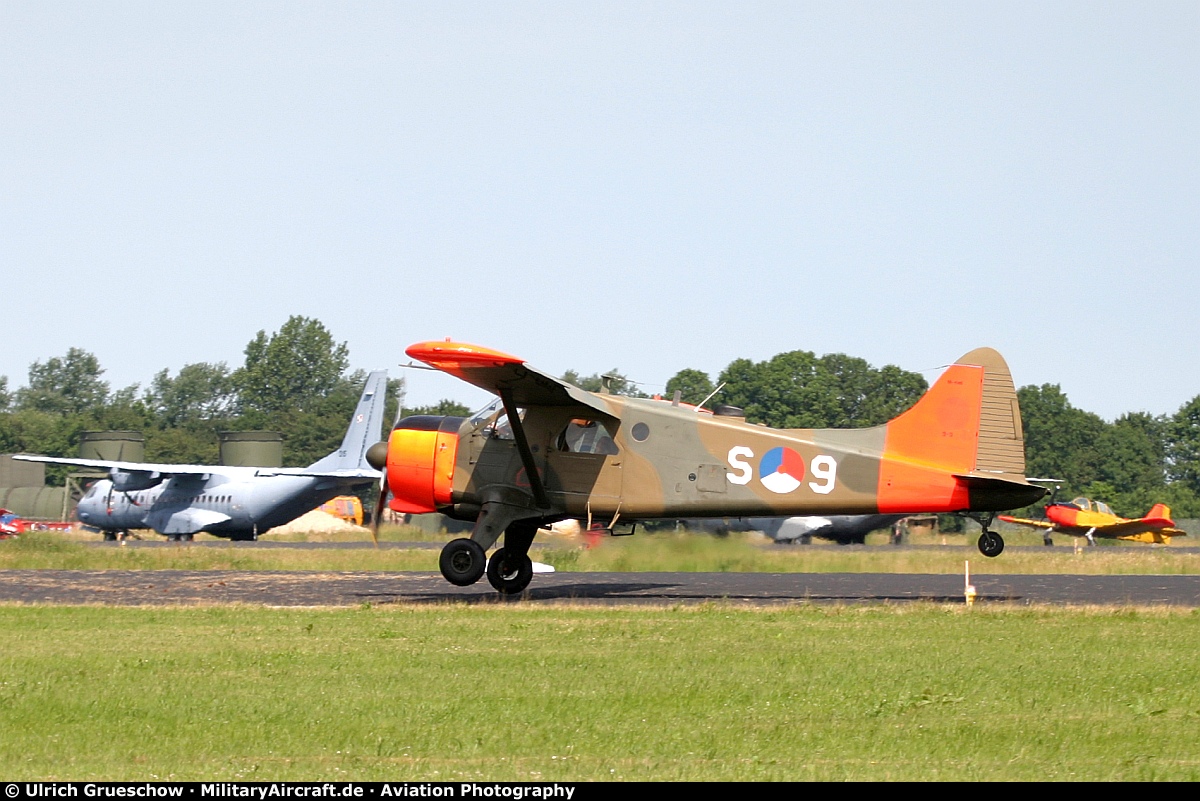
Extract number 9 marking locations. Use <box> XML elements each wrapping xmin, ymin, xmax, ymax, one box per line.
<box><xmin>809</xmin><ymin>455</ymin><xmax>837</xmax><ymax>494</ymax></box>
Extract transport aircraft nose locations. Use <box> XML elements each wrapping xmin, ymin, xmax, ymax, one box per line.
<box><xmin>384</xmin><ymin>416</ymin><xmax>460</xmax><ymax>514</ymax></box>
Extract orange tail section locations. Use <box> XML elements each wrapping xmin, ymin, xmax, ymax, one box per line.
<box><xmin>878</xmin><ymin>348</ymin><xmax>1030</xmax><ymax>513</ymax></box>
<box><xmin>1144</xmin><ymin>504</ymin><xmax>1174</xmax><ymax>526</ymax></box>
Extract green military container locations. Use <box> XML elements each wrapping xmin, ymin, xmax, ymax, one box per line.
<box><xmin>219</xmin><ymin>432</ymin><xmax>283</xmax><ymax>468</ymax></box>
<box><xmin>79</xmin><ymin>431</ymin><xmax>145</xmax><ymax>462</ymax></box>
<box><xmin>0</xmin><ymin>454</ymin><xmax>45</xmax><ymax>488</ymax></box>
<box><xmin>0</xmin><ymin>486</ymin><xmax>69</xmax><ymax>520</ymax></box>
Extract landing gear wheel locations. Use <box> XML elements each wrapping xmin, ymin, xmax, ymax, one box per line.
<box><xmin>486</xmin><ymin>546</ymin><xmax>533</xmax><ymax>595</ymax></box>
<box><xmin>978</xmin><ymin>531</ymin><xmax>1005</xmax><ymax>558</ymax></box>
<box><xmin>440</xmin><ymin>538</ymin><xmax>487</xmax><ymax>586</ymax></box>
<box><xmin>103</xmin><ymin>531</ymin><xmax>117</xmax><ymax>542</ymax></box>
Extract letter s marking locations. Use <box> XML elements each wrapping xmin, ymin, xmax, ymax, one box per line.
<box><xmin>727</xmin><ymin>446</ymin><xmax>754</xmax><ymax>485</ymax></box>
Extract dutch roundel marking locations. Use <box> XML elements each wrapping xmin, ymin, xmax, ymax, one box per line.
<box><xmin>759</xmin><ymin>447</ymin><xmax>805</xmax><ymax>494</ymax></box>
<box><xmin>726</xmin><ymin>446</ymin><xmax>839</xmax><ymax>494</ymax></box>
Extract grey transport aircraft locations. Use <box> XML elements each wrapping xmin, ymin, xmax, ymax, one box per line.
<box><xmin>15</xmin><ymin>371</ymin><xmax>387</xmax><ymax>541</ymax></box>
<box><xmin>692</xmin><ymin>514</ymin><xmax>910</xmax><ymax>544</ymax></box>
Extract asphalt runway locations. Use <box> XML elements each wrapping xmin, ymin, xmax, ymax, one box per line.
<box><xmin>1</xmin><ymin>569</ymin><xmax>1199</xmax><ymax>606</ymax></box>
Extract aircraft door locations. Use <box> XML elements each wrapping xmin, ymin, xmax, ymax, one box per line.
<box><xmin>544</xmin><ymin>418</ymin><xmax>622</xmax><ymax>510</ymax></box>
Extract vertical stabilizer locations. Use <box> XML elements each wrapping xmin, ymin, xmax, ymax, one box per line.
<box><xmin>882</xmin><ymin>347</ymin><xmax>1026</xmax><ymax>477</ymax></box>
<box><xmin>307</xmin><ymin>371</ymin><xmax>389</xmax><ymax>470</ymax></box>
<box><xmin>1145</xmin><ymin>503</ymin><xmax>1173</xmax><ymax>524</ymax></box>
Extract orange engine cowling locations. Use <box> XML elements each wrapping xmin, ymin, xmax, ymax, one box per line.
<box><xmin>385</xmin><ymin>416</ymin><xmax>461</xmax><ymax>514</ymax></box>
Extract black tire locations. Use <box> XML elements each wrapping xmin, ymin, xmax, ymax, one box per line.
<box><xmin>180</xmin><ymin>533</ymin><xmax>193</xmax><ymax>542</ymax></box>
<box><xmin>978</xmin><ymin>531</ymin><xmax>1005</xmax><ymax>558</ymax></box>
<box><xmin>103</xmin><ymin>531</ymin><xmax>117</xmax><ymax>542</ymax></box>
<box><xmin>440</xmin><ymin>538</ymin><xmax>487</xmax><ymax>586</ymax></box>
<box><xmin>486</xmin><ymin>546</ymin><xmax>533</xmax><ymax>595</ymax></box>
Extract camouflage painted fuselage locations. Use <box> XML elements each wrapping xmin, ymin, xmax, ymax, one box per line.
<box><xmin>383</xmin><ymin>345</ymin><xmax>1045</xmax><ymax>530</ymax></box>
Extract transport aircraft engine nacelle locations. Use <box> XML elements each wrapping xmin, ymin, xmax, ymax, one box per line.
<box><xmin>373</xmin><ymin>415</ymin><xmax>460</xmax><ymax>515</ymax></box>
<box><xmin>110</xmin><ymin>469</ymin><xmax>165</xmax><ymax>492</ymax></box>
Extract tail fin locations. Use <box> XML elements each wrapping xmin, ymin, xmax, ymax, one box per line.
<box><xmin>883</xmin><ymin>348</ymin><xmax>1025</xmax><ymax>476</ymax></box>
<box><xmin>1144</xmin><ymin>503</ymin><xmax>1173</xmax><ymax>524</ymax></box>
<box><xmin>307</xmin><ymin>371</ymin><xmax>388</xmax><ymax>471</ymax></box>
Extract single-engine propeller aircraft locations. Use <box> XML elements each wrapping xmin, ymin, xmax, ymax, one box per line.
<box><xmin>999</xmin><ymin>499</ymin><xmax>1188</xmax><ymax>546</ymax></box>
<box><xmin>367</xmin><ymin>341</ymin><xmax>1046</xmax><ymax>594</ymax></box>
<box><xmin>14</xmin><ymin>371</ymin><xmax>387</xmax><ymax>541</ymax></box>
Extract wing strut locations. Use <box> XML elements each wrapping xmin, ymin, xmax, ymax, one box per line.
<box><xmin>499</xmin><ymin>388</ymin><xmax>550</xmax><ymax>509</ymax></box>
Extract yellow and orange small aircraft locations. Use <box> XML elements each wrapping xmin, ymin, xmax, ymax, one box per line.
<box><xmin>1000</xmin><ymin>498</ymin><xmax>1188</xmax><ymax>546</ymax></box>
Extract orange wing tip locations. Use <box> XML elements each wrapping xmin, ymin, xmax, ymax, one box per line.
<box><xmin>406</xmin><ymin>341</ymin><xmax>524</xmax><ymax>368</ymax></box>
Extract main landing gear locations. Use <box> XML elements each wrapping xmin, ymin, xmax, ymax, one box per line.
<box><xmin>439</xmin><ymin>538</ymin><xmax>488</xmax><ymax>586</ymax></box>
<box><xmin>486</xmin><ymin>547</ymin><xmax>533</xmax><ymax>595</ymax></box>
<box><xmin>438</xmin><ymin>520</ymin><xmax>539</xmax><ymax>595</ymax></box>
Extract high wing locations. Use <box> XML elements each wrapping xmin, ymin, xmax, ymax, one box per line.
<box><xmin>11</xmin><ymin>455</ymin><xmax>220</xmax><ymax>476</ymax></box>
<box><xmin>12</xmin><ymin>455</ymin><xmax>379</xmax><ymax>481</ymax></box>
<box><xmin>256</xmin><ymin>467</ymin><xmax>380</xmax><ymax>480</ymax></box>
<box><xmin>997</xmin><ymin>515</ymin><xmax>1055</xmax><ymax>530</ymax></box>
<box><xmin>406</xmin><ymin>341</ymin><xmax>617</xmax><ymax>419</ymax></box>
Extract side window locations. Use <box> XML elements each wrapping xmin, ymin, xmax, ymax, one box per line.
<box><xmin>557</xmin><ymin>419</ymin><xmax>619</xmax><ymax>455</ymax></box>
<box><xmin>488</xmin><ymin>409</ymin><xmax>525</xmax><ymax>441</ymax></box>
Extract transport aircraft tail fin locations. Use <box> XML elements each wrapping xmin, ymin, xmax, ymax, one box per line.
<box><xmin>307</xmin><ymin>371</ymin><xmax>389</xmax><ymax>471</ymax></box>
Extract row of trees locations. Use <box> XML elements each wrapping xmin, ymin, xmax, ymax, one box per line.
<box><xmin>655</xmin><ymin>358</ymin><xmax>1200</xmax><ymax>518</ymax></box>
<box><xmin>0</xmin><ymin>317</ymin><xmax>407</xmax><ymax>477</ymax></box>
<box><xmin>4</xmin><ymin>320</ymin><xmax>1200</xmax><ymax>518</ymax></box>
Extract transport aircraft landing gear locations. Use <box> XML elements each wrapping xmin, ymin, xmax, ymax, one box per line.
<box><xmin>440</xmin><ymin>538</ymin><xmax>487</xmax><ymax>586</ymax></box>
<box><xmin>486</xmin><ymin>547</ymin><xmax>533</xmax><ymax>595</ymax></box>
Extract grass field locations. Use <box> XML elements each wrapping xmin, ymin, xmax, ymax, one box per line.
<box><xmin>3</xmin><ymin>528</ymin><xmax>1199</xmax><ymax>575</ymax></box>
<box><xmin>1</xmin><ymin>604</ymin><xmax>1199</xmax><ymax>781</ymax></box>
<box><xmin>3</xmin><ymin>529</ymin><xmax>1199</xmax><ymax>781</ymax></box>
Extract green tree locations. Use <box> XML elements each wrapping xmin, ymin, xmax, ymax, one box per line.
<box><xmin>0</xmin><ymin>376</ymin><xmax>9</xmax><ymax>412</ymax></box>
<box><xmin>716</xmin><ymin>350</ymin><xmax>927</xmax><ymax>429</ymax></box>
<box><xmin>1094</xmin><ymin>413</ymin><xmax>1166</xmax><ymax>498</ymax></box>
<box><xmin>1168</xmin><ymin>395</ymin><xmax>1200</xmax><ymax>495</ymax></box>
<box><xmin>15</xmin><ymin>348</ymin><xmax>109</xmax><ymax>415</ymax></box>
<box><xmin>145</xmin><ymin>363</ymin><xmax>236</xmax><ymax>427</ymax></box>
<box><xmin>234</xmin><ymin>316</ymin><xmax>350</xmax><ymax>417</ymax></box>
<box><xmin>561</xmin><ymin>369</ymin><xmax>648</xmax><ymax>397</ymax></box>
<box><xmin>405</xmin><ymin>399</ymin><xmax>473</xmax><ymax>417</ymax></box>
<box><xmin>664</xmin><ymin>369</ymin><xmax>716</xmax><ymax>406</ymax></box>
<box><xmin>1017</xmin><ymin>384</ymin><xmax>1108</xmax><ymax>498</ymax></box>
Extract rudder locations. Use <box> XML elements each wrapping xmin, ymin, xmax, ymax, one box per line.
<box><xmin>883</xmin><ymin>348</ymin><xmax>1026</xmax><ymax>477</ymax></box>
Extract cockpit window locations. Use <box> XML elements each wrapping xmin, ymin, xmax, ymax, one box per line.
<box><xmin>557</xmin><ymin>419</ymin><xmax>619</xmax><ymax>455</ymax></box>
<box><xmin>1096</xmin><ymin>501</ymin><xmax>1113</xmax><ymax>515</ymax></box>
<box><xmin>1070</xmin><ymin>497</ymin><xmax>1092</xmax><ymax>512</ymax></box>
<box><xmin>469</xmin><ymin>399</ymin><xmax>526</xmax><ymax>440</ymax></box>
<box><xmin>469</xmin><ymin>398</ymin><xmax>504</xmax><ymax>429</ymax></box>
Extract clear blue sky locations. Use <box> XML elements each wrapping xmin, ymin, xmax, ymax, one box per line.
<box><xmin>2</xmin><ymin>3</ymin><xmax>1196</xmax><ymax>420</ymax></box>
